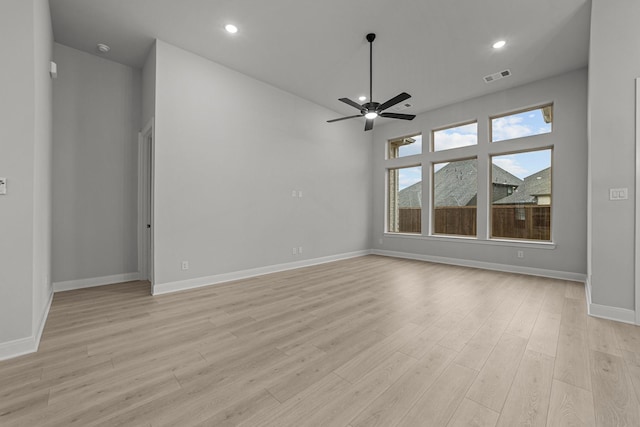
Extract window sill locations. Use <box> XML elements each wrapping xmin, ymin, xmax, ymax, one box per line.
<box><xmin>382</xmin><ymin>233</ymin><xmax>556</xmax><ymax>250</ymax></box>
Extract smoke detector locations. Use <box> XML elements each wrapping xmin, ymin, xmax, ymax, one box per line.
<box><xmin>483</xmin><ymin>69</ymin><xmax>511</xmax><ymax>83</ymax></box>
<box><xmin>96</xmin><ymin>43</ymin><xmax>111</xmax><ymax>54</ymax></box>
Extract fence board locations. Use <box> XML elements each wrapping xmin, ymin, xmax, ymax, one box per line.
<box><xmin>401</xmin><ymin>205</ymin><xmax>551</xmax><ymax>240</ymax></box>
<box><xmin>399</xmin><ymin>208</ymin><xmax>421</xmax><ymax>233</ymax></box>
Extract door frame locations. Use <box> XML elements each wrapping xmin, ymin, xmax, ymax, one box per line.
<box><xmin>138</xmin><ymin>118</ymin><xmax>155</xmax><ymax>293</ymax></box>
<box><xmin>635</xmin><ymin>78</ymin><xmax>640</xmax><ymax>324</ymax></box>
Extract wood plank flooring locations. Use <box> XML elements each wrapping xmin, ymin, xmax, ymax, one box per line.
<box><xmin>1</xmin><ymin>255</ymin><xmax>640</xmax><ymax>426</ymax></box>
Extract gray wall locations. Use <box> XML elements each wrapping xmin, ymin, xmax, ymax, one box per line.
<box><xmin>0</xmin><ymin>0</ymin><xmax>52</xmax><ymax>347</ymax></box>
<box><xmin>372</xmin><ymin>69</ymin><xmax>588</xmax><ymax>277</ymax></box>
<box><xmin>588</xmin><ymin>0</ymin><xmax>640</xmax><ymax>310</ymax></box>
<box><xmin>153</xmin><ymin>40</ymin><xmax>372</xmax><ymax>286</ymax></box>
<box><xmin>52</xmin><ymin>43</ymin><xmax>141</xmax><ymax>283</ymax></box>
<box><xmin>142</xmin><ymin>41</ymin><xmax>156</xmax><ymax>128</ymax></box>
<box><xmin>32</xmin><ymin>0</ymin><xmax>54</xmax><ymax>331</ymax></box>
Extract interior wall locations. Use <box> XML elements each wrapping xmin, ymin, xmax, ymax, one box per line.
<box><xmin>588</xmin><ymin>0</ymin><xmax>640</xmax><ymax>313</ymax></box>
<box><xmin>0</xmin><ymin>0</ymin><xmax>52</xmax><ymax>352</ymax></box>
<box><xmin>372</xmin><ymin>69</ymin><xmax>588</xmax><ymax>277</ymax></box>
<box><xmin>52</xmin><ymin>43</ymin><xmax>141</xmax><ymax>284</ymax></box>
<box><xmin>153</xmin><ymin>40</ymin><xmax>372</xmax><ymax>288</ymax></box>
<box><xmin>32</xmin><ymin>0</ymin><xmax>54</xmax><ymax>333</ymax></box>
<box><xmin>142</xmin><ymin>41</ymin><xmax>156</xmax><ymax>127</ymax></box>
<box><xmin>0</xmin><ymin>0</ymin><xmax>37</xmax><ymax>344</ymax></box>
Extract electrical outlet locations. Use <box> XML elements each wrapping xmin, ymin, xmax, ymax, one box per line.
<box><xmin>181</xmin><ymin>261</ymin><xmax>189</xmax><ymax>270</ymax></box>
<box><xmin>609</xmin><ymin>188</ymin><xmax>628</xmax><ymax>200</ymax></box>
<box><xmin>298</xmin><ymin>191</ymin><xmax>303</xmax><ymax>198</ymax></box>
<box><xmin>292</xmin><ymin>190</ymin><xmax>297</xmax><ymax>197</ymax></box>
<box><xmin>292</xmin><ymin>247</ymin><xmax>297</xmax><ymax>255</ymax></box>
<box><xmin>517</xmin><ymin>251</ymin><xmax>524</xmax><ymax>259</ymax></box>
<box><xmin>298</xmin><ymin>246</ymin><xmax>303</xmax><ymax>254</ymax></box>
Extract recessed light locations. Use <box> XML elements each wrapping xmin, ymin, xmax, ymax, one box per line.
<box><xmin>492</xmin><ymin>40</ymin><xmax>506</xmax><ymax>49</ymax></box>
<box><xmin>358</xmin><ymin>95</ymin><xmax>367</xmax><ymax>101</ymax></box>
<box><xmin>96</xmin><ymin>43</ymin><xmax>110</xmax><ymax>54</ymax></box>
<box><xmin>225</xmin><ymin>24</ymin><xmax>238</xmax><ymax>34</ymax></box>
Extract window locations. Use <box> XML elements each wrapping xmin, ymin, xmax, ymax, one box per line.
<box><xmin>383</xmin><ymin>103</ymin><xmax>556</xmax><ymax>243</ymax></box>
<box><xmin>491</xmin><ymin>149</ymin><xmax>552</xmax><ymax>241</ymax></box>
<box><xmin>388</xmin><ymin>134</ymin><xmax>422</xmax><ymax>159</ymax></box>
<box><xmin>491</xmin><ymin>104</ymin><xmax>553</xmax><ymax>142</ymax></box>
<box><xmin>388</xmin><ymin>165</ymin><xmax>422</xmax><ymax>233</ymax></box>
<box><xmin>433</xmin><ymin>122</ymin><xmax>477</xmax><ymax>152</ymax></box>
<box><xmin>433</xmin><ymin>158</ymin><xmax>477</xmax><ymax>236</ymax></box>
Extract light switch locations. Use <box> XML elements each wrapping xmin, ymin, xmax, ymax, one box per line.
<box><xmin>0</xmin><ymin>177</ymin><xmax>6</xmax><ymax>195</ymax></box>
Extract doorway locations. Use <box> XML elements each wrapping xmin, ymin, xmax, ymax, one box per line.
<box><xmin>138</xmin><ymin>118</ymin><xmax>154</xmax><ymax>293</ymax></box>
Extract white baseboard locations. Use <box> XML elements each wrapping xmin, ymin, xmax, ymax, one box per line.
<box><xmin>153</xmin><ymin>250</ymin><xmax>372</xmax><ymax>295</ymax></box>
<box><xmin>372</xmin><ymin>249</ymin><xmax>587</xmax><ymax>282</ymax></box>
<box><xmin>34</xmin><ymin>289</ymin><xmax>53</xmax><ymax>348</ymax></box>
<box><xmin>0</xmin><ymin>289</ymin><xmax>53</xmax><ymax>362</ymax></box>
<box><xmin>0</xmin><ymin>336</ymin><xmax>37</xmax><ymax>362</ymax></box>
<box><xmin>54</xmin><ymin>272</ymin><xmax>140</xmax><ymax>292</ymax></box>
<box><xmin>585</xmin><ymin>276</ymin><xmax>636</xmax><ymax>325</ymax></box>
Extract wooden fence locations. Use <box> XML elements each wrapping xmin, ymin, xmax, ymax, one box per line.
<box><xmin>491</xmin><ymin>205</ymin><xmax>550</xmax><ymax>240</ymax></box>
<box><xmin>399</xmin><ymin>205</ymin><xmax>551</xmax><ymax>240</ymax></box>
<box><xmin>433</xmin><ymin>206</ymin><xmax>477</xmax><ymax>236</ymax></box>
<box><xmin>398</xmin><ymin>208</ymin><xmax>421</xmax><ymax>233</ymax></box>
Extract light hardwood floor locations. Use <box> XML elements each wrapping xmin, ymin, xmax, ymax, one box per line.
<box><xmin>2</xmin><ymin>255</ymin><xmax>640</xmax><ymax>426</ymax></box>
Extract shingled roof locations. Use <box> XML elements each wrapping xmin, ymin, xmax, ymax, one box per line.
<box><xmin>397</xmin><ymin>181</ymin><xmax>422</xmax><ymax>208</ymax></box>
<box><xmin>398</xmin><ymin>160</ymin><xmax>528</xmax><ymax>208</ymax></box>
<box><xmin>493</xmin><ymin>167</ymin><xmax>551</xmax><ymax>205</ymax></box>
<box><xmin>433</xmin><ymin>159</ymin><xmax>479</xmax><ymax>207</ymax></box>
<box><xmin>492</xmin><ymin>165</ymin><xmax>523</xmax><ymax>187</ymax></box>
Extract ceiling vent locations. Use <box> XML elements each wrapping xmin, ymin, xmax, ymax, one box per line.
<box><xmin>483</xmin><ymin>69</ymin><xmax>511</xmax><ymax>83</ymax></box>
<box><xmin>392</xmin><ymin>102</ymin><xmax>413</xmax><ymax>112</ymax></box>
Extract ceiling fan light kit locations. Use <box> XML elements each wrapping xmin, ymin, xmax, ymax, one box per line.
<box><xmin>328</xmin><ymin>33</ymin><xmax>416</xmax><ymax>131</ymax></box>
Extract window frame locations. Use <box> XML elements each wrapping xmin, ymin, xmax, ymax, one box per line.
<box><xmin>489</xmin><ymin>147</ymin><xmax>553</xmax><ymax>242</ymax></box>
<box><xmin>381</xmin><ymin>101</ymin><xmax>556</xmax><ymax>247</ymax></box>
<box><xmin>431</xmin><ymin>156</ymin><xmax>479</xmax><ymax>237</ymax></box>
<box><xmin>386</xmin><ymin>164</ymin><xmax>423</xmax><ymax>235</ymax></box>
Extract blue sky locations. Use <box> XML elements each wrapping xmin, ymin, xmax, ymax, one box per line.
<box><xmin>492</xmin><ymin>149</ymin><xmax>551</xmax><ymax>180</ymax></box>
<box><xmin>394</xmin><ymin>107</ymin><xmax>552</xmax><ymax>187</ymax></box>
<box><xmin>398</xmin><ymin>166</ymin><xmax>421</xmax><ymax>190</ymax></box>
<box><xmin>491</xmin><ymin>108</ymin><xmax>552</xmax><ymax>179</ymax></box>
<box><xmin>396</xmin><ymin>134</ymin><xmax>422</xmax><ymax>157</ymax></box>
<box><xmin>492</xmin><ymin>108</ymin><xmax>551</xmax><ymax>143</ymax></box>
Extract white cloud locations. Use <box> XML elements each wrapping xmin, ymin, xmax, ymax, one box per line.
<box><xmin>434</xmin><ymin>124</ymin><xmax>477</xmax><ymax>151</ymax></box>
<box><xmin>492</xmin><ymin>116</ymin><xmax>533</xmax><ymax>141</ymax></box>
<box><xmin>493</xmin><ymin>157</ymin><xmax>529</xmax><ymax>178</ymax></box>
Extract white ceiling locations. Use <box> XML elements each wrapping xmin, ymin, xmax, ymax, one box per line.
<box><xmin>49</xmin><ymin>0</ymin><xmax>591</xmax><ymax>117</ymax></box>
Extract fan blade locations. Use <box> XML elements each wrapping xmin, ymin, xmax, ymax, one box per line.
<box><xmin>380</xmin><ymin>112</ymin><xmax>416</xmax><ymax>120</ymax></box>
<box><xmin>364</xmin><ymin>118</ymin><xmax>374</xmax><ymax>131</ymax></box>
<box><xmin>378</xmin><ymin>92</ymin><xmax>411</xmax><ymax>111</ymax></box>
<box><xmin>327</xmin><ymin>114</ymin><xmax>362</xmax><ymax>123</ymax></box>
<box><xmin>339</xmin><ymin>98</ymin><xmax>363</xmax><ymax>110</ymax></box>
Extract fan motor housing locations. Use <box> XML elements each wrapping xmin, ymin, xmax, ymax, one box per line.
<box><xmin>362</xmin><ymin>101</ymin><xmax>380</xmax><ymax>112</ymax></box>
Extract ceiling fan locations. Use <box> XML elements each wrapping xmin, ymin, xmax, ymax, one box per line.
<box><xmin>328</xmin><ymin>33</ymin><xmax>416</xmax><ymax>131</ymax></box>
